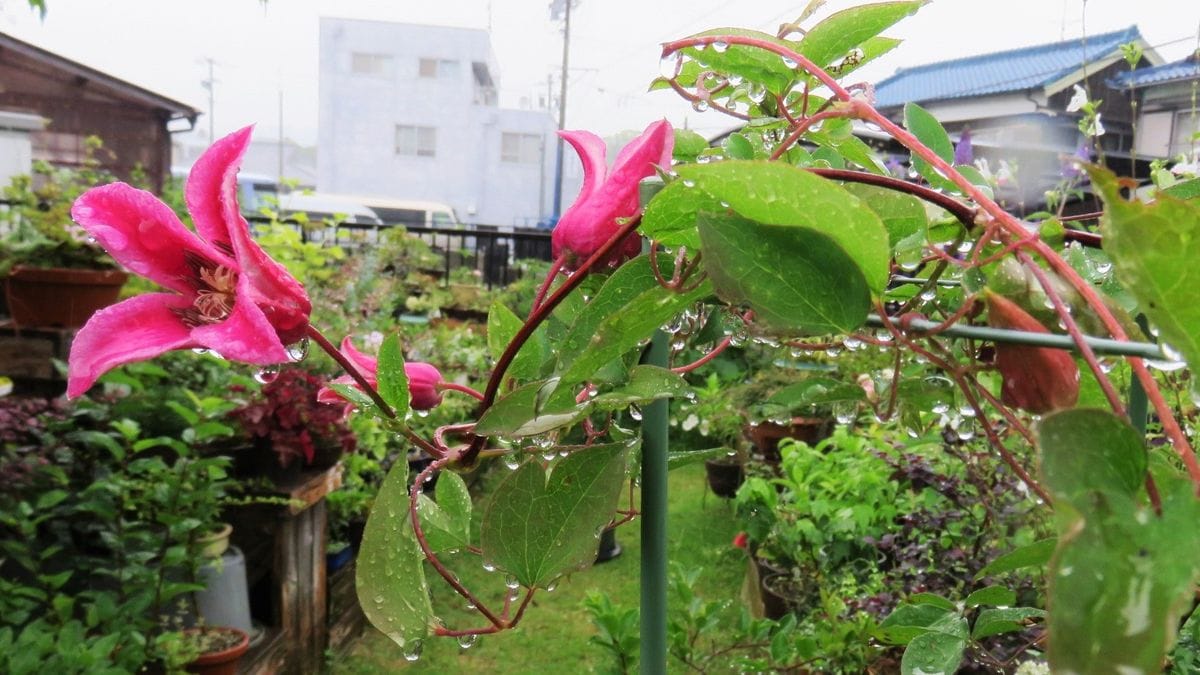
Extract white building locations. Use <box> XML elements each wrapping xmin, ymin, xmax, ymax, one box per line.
<box><xmin>317</xmin><ymin>18</ymin><xmax>558</xmax><ymax>227</ymax></box>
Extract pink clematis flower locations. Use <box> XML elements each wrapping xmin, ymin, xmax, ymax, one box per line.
<box><xmin>66</xmin><ymin>126</ymin><xmax>311</xmax><ymax>398</ymax></box>
<box><xmin>552</xmin><ymin>119</ymin><xmax>673</xmax><ymax>270</ymax></box>
<box><xmin>316</xmin><ymin>337</ymin><xmax>445</xmax><ymax>412</ymax></box>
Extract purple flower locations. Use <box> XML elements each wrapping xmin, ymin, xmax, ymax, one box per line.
<box><xmin>953</xmin><ymin>129</ymin><xmax>973</xmax><ymax>166</ymax></box>
<box><xmin>1061</xmin><ymin>142</ymin><xmax>1091</xmax><ymax>179</ymax></box>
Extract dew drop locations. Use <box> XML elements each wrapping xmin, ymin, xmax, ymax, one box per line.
<box><xmin>505</xmin><ymin>574</ymin><xmax>521</xmax><ymax>590</ymax></box>
<box><xmin>711</xmin><ymin>40</ymin><xmax>729</xmax><ymax>53</ymax></box>
<box><xmin>658</xmin><ymin>54</ymin><xmax>682</xmax><ymax>79</ymax></box>
<box><xmin>692</xmin><ymin>99</ymin><xmax>710</xmax><ymax>113</ymax></box>
<box><xmin>286</xmin><ymin>338</ymin><xmax>310</xmax><ymax>362</ymax></box>
<box><xmin>629</xmin><ymin>405</ymin><xmax>643</xmax><ymax>422</ymax></box>
<box><xmin>781</xmin><ymin>55</ymin><xmax>798</xmax><ymax>69</ymax></box>
<box><xmin>403</xmin><ymin>639</ymin><xmax>423</xmax><ymax>662</ymax></box>
<box><xmin>503</xmin><ymin>454</ymin><xmax>521</xmax><ymax>470</ymax></box>
<box><xmin>482</xmin><ymin>561</ymin><xmax>497</xmax><ymax>573</ymax></box>
<box><xmin>843</xmin><ymin>337</ymin><xmax>863</xmax><ymax>351</ymax></box>
<box><xmin>457</xmin><ymin>634</ymin><xmax>478</xmax><ymax>649</ymax></box>
<box><xmin>191</xmin><ymin>347</ymin><xmax>210</xmax><ymax>355</ymax></box>
<box><xmin>747</xmin><ymin>84</ymin><xmax>767</xmax><ymax>103</ymax></box>
<box><xmin>681</xmin><ymin>179</ymin><xmax>696</xmax><ymax>188</ymax></box>
<box><xmin>254</xmin><ymin>365</ymin><xmax>280</xmax><ymax>384</ymax></box>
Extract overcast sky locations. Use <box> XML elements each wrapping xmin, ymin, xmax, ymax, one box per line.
<box><xmin>2</xmin><ymin>0</ymin><xmax>1198</xmax><ymax>145</ymax></box>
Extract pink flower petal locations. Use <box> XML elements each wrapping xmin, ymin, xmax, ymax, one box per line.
<box><xmin>190</xmin><ymin>287</ymin><xmax>290</xmax><ymax>364</ymax></box>
<box><xmin>185</xmin><ymin>126</ymin><xmax>253</xmax><ymax>249</ymax></box>
<box><xmin>71</xmin><ymin>183</ymin><xmax>231</xmax><ymax>294</ymax></box>
<box><xmin>552</xmin><ymin>120</ymin><xmax>673</xmax><ymax>267</ymax></box>
<box><xmin>67</xmin><ymin>293</ymin><xmax>197</xmax><ymax>398</ymax></box>
<box><xmin>406</xmin><ymin>362</ymin><xmax>444</xmax><ymax>410</ymax></box>
<box><xmin>338</xmin><ymin>337</ymin><xmax>379</xmax><ymax>377</ymax></box>
<box><xmin>187</xmin><ymin>127</ymin><xmax>311</xmax><ymax>344</ymax></box>
<box><xmin>558</xmin><ymin>129</ymin><xmax>608</xmax><ymax>206</ymax></box>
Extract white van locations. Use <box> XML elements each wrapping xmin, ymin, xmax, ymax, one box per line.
<box><xmin>275</xmin><ymin>192</ymin><xmax>382</xmax><ymax>227</ymax></box>
<box><xmin>352</xmin><ymin>197</ymin><xmax>462</xmax><ymax>229</ymax></box>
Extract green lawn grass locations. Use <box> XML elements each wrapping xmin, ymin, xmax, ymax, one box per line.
<box><xmin>333</xmin><ymin>462</ymin><xmax>743</xmax><ymax>674</ymax></box>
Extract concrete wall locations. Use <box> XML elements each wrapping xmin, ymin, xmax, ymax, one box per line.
<box><xmin>318</xmin><ymin>18</ymin><xmax>560</xmax><ymax>227</ymax></box>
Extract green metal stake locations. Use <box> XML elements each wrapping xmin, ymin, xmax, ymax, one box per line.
<box><xmin>638</xmin><ymin>177</ymin><xmax>669</xmax><ymax>675</ymax></box>
<box><xmin>640</xmin><ymin>330</ymin><xmax>670</xmax><ymax>675</ymax></box>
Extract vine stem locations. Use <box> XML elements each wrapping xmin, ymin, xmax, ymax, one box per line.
<box><xmin>308</xmin><ymin>325</ymin><xmax>394</xmax><ymax>419</ymax></box>
<box><xmin>462</xmin><ymin>215</ymin><xmax>647</xmax><ymax>466</ymax></box>
<box><xmin>672</xmin><ymin>335</ymin><xmax>733</xmax><ymax>374</ymax></box>
<box><xmin>660</xmin><ymin>32</ymin><xmax>1200</xmax><ymax>489</ymax></box>
<box><xmin>407</xmin><ymin>452</ymin><xmax>507</xmax><ymax>629</ymax></box>
<box><xmin>528</xmin><ymin>254</ymin><xmax>568</xmax><ymax>319</ymax></box>
<box><xmin>875</xmin><ymin>303</ymin><xmax>1053</xmax><ymax>504</ymax></box>
<box><xmin>307</xmin><ymin>325</ymin><xmax>442</xmax><ymax>458</ymax></box>
<box><xmin>437</xmin><ymin>382</ymin><xmax>486</xmax><ymax>402</ymax></box>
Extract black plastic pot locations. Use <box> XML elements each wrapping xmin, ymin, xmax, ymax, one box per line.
<box><xmin>595</xmin><ymin>527</ymin><xmax>622</xmax><ymax>564</ymax></box>
<box><xmin>704</xmin><ymin>458</ymin><xmax>745</xmax><ymax>498</ymax></box>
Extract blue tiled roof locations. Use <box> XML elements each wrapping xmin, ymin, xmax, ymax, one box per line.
<box><xmin>874</xmin><ymin>26</ymin><xmax>1142</xmax><ymax>108</ymax></box>
<box><xmin>1111</xmin><ymin>56</ymin><xmax>1200</xmax><ymax>88</ymax></box>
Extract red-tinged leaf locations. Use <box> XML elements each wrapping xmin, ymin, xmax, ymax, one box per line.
<box><xmin>986</xmin><ymin>292</ymin><xmax>1079</xmax><ymax>414</ymax></box>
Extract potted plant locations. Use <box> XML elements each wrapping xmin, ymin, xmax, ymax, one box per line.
<box><xmin>173</xmin><ymin>625</ymin><xmax>251</xmax><ymax>675</ymax></box>
<box><xmin>0</xmin><ymin>142</ymin><xmax>128</xmax><ymax>328</ymax></box>
<box><xmin>228</xmin><ymin>367</ymin><xmax>357</xmax><ymax>481</ymax></box>
<box><xmin>673</xmin><ymin>373</ymin><xmax>751</xmax><ymax>497</ymax></box>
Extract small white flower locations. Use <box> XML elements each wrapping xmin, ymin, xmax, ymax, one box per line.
<box><xmin>1066</xmin><ymin>84</ymin><xmax>1088</xmax><ymax>113</ymax></box>
<box><xmin>1090</xmin><ymin>113</ymin><xmax>1106</xmax><ymax>137</ymax></box>
<box><xmin>682</xmin><ymin>414</ymin><xmax>699</xmax><ymax>431</ymax></box>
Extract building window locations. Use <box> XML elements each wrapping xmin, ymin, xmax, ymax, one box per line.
<box><xmin>396</xmin><ymin>125</ymin><xmax>437</xmax><ymax>157</ymax></box>
<box><xmin>501</xmin><ymin>133</ymin><xmax>542</xmax><ymax>164</ymax></box>
<box><xmin>351</xmin><ymin>52</ymin><xmax>392</xmax><ymax>76</ymax></box>
<box><xmin>1172</xmin><ymin>109</ymin><xmax>1200</xmax><ymax>157</ymax></box>
<box><xmin>418</xmin><ymin>58</ymin><xmax>459</xmax><ymax>79</ymax></box>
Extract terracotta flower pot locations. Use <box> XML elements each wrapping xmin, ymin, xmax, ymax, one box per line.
<box><xmin>184</xmin><ymin>626</ymin><xmax>250</xmax><ymax>675</ymax></box>
<box><xmin>744</xmin><ymin>416</ymin><xmax>834</xmax><ymax>464</ymax></box>
<box><xmin>4</xmin><ymin>266</ymin><xmax>127</xmax><ymax>328</ymax></box>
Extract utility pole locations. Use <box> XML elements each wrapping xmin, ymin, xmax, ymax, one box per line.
<box><xmin>200</xmin><ymin>57</ymin><xmax>217</xmax><ymax>141</ymax></box>
<box><xmin>550</xmin><ymin>0</ymin><xmax>575</xmax><ymax>221</ymax></box>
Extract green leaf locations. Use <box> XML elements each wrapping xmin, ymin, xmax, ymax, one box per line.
<box><xmin>1039</xmin><ymin>409</ymin><xmax>1200</xmax><ymax>674</ymax></box>
<box><xmin>376</xmin><ymin>333</ymin><xmax>409</xmax><ymax>417</ymax></box>
<box><xmin>327</xmin><ymin>383</ymin><xmax>377</xmax><ymax>412</ymax></box>
<box><xmin>474</xmin><ymin>379</ymin><xmax>590</xmax><ymax>438</ymax></box>
<box><xmin>591</xmin><ymin>366</ymin><xmax>690</xmax><ymax>411</ymax></box>
<box><xmin>673</xmin><ymin>129</ymin><xmax>710</xmax><ymax>162</ymax></box>
<box><xmin>356</xmin><ymin>459</ymin><xmax>434</xmax><ymax>651</ymax></box>
<box><xmin>971</xmin><ymin>607</ymin><xmax>1044</xmax><ymax>640</ymax></box>
<box><xmin>669</xmin><ymin>161</ymin><xmax>889</xmax><ymax>293</ymax></box>
<box><xmin>677</xmin><ymin>28</ymin><xmax>802</xmax><ymax>96</ymax></box>
<box><xmin>908</xmin><ymin>592</ymin><xmax>956</xmax><ymax>611</ymax></box>
<box><xmin>558</xmin><ymin>270</ymin><xmax>712</xmax><ymax>386</ymax></box>
<box><xmin>901</xmin><ymin>629</ymin><xmax>966</xmax><ymax>675</ymax></box>
<box><xmin>1039</xmin><ymin>408</ymin><xmax>1146</xmax><ymax>501</ymax></box>
<box><xmin>963</xmin><ymin>585</ymin><xmax>1015</xmax><ymax>608</ymax></box>
<box><xmin>666</xmin><ymin>447</ymin><xmax>729</xmax><ymax>470</ymax></box>
<box><xmin>767</xmin><ymin>378</ymin><xmax>867</xmax><ymax>408</ymax></box>
<box><xmin>1161</xmin><ymin>177</ymin><xmax>1200</xmax><ymax>200</ymax></box>
<box><xmin>417</xmin><ymin>471</ymin><xmax>472</xmax><ymax>553</ymax></box>
<box><xmin>975</xmin><ymin>538</ymin><xmax>1055</xmax><ymax>578</ymax></box>
<box><xmin>903</xmin><ymin>102</ymin><xmax>955</xmax><ymax>191</ymax></box>
<box><xmin>797</xmin><ymin>1</ymin><xmax>925</xmax><ymax>70</ymax></box>
<box><xmin>830</xmin><ymin>36</ymin><xmax>902</xmax><ymax>80</ymax></box>
<box><xmin>877</xmin><ymin>603</ymin><xmax>956</xmax><ymax>644</ymax></box>
<box><xmin>1092</xmin><ymin>166</ymin><xmax>1200</xmax><ymax>369</ymax></box>
<box><xmin>481</xmin><ymin>440</ymin><xmax>631</xmax><ymax>587</ymax></box>
<box><xmin>723</xmin><ymin>133</ymin><xmax>754</xmax><ymax>160</ymax></box>
<box><xmin>699</xmin><ymin>211</ymin><xmax>872</xmax><ymax>334</ymax></box>
<box><xmin>488</xmin><ymin>300</ymin><xmax>547</xmax><ymax>381</ymax></box>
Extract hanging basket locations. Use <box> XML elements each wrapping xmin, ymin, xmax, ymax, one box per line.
<box><xmin>4</xmin><ymin>266</ymin><xmax>127</xmax><ymax>328</ymax></box>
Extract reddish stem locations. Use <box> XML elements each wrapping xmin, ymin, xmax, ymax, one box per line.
<box><xmin>407</xmin><ymin>453</ymin><xmax>506</xmax><ymax>628</ymax></box>
<box><xmin>529</xmin><ymin>254</ymin><xmax>567</xmax><ymax>319</ymax></box>
<box><xmin>437</xmin><ymin>382</ymin><xmax>486</xmax><ymax>402</ymax></box>
<box><xmin>672</xmin><ymin>335</ymin><xmax>734</xmax><ymax>374</ymax></box>
<box><xmin>463</xmin><ymin>215</ymin><xmax>647</xmax><ymax>466</ymax></box>
<box><xmin>308</xmin><ymin>325</ymin><xmax>394</xmax><ymax>419</ymax></box>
